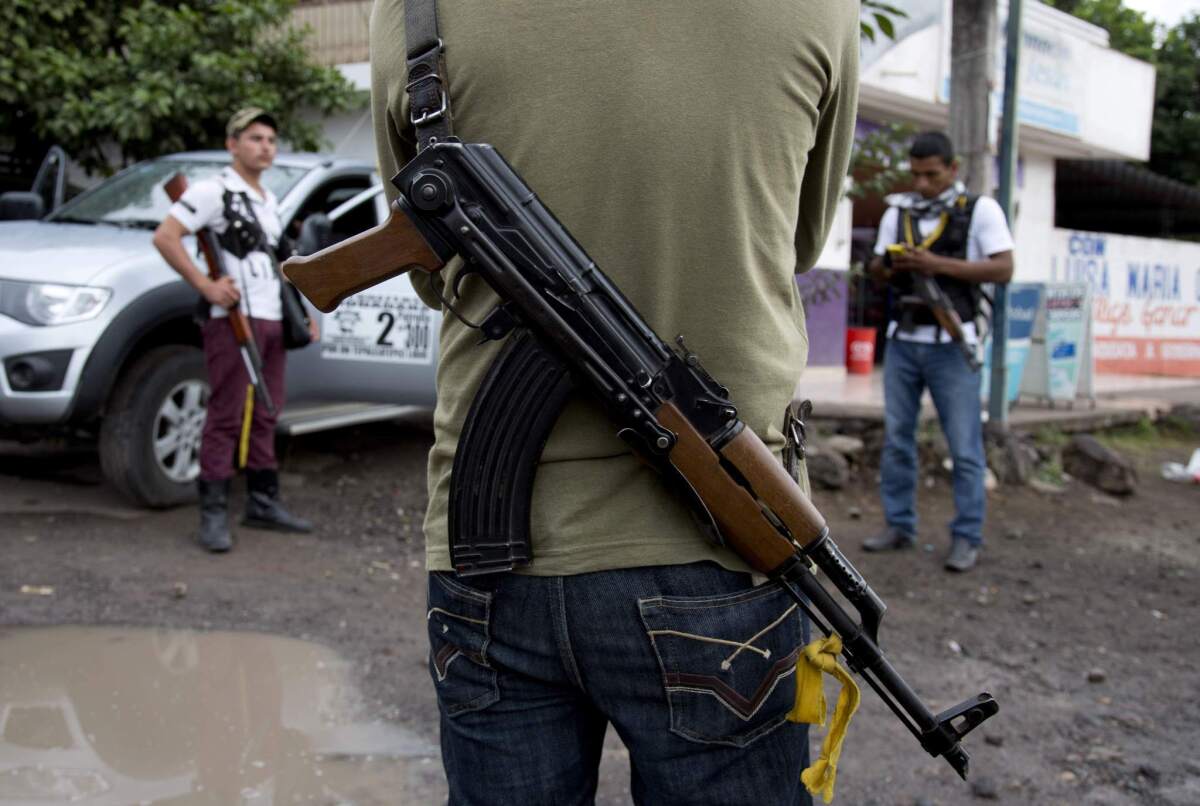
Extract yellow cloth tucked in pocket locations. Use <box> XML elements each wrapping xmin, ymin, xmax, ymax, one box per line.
<box><xmin>787</xmin><ymin>634</ymin><xmax>861</xmax><ymax>804</ymax></box>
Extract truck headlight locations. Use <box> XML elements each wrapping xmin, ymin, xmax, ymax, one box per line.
<box><xmin>0</xmin><ymin>280</ymin><xmax>112</xmax><ymax>326</ymax></box>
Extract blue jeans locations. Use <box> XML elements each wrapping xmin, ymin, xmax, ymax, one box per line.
<box><xmin>427</xmin><ymin>563</ymin><xmax>813</xmax><ymax>805</ymax></box>
<box><xmin>880</xmin><ymin>338</ymin><xmax>986</xmax><ymax>547</ymax></box>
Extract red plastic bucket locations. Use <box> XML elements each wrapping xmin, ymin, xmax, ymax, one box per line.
<box><xmin>845</xmin><ymin>327</ymin><xmax>876</xmax><ymax>374</ymax></box>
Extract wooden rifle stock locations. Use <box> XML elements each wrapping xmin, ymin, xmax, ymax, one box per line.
<box><xmin>281</xmin><ymin>201</ymin><xmax>446</xmax><ymax>313</ymax></box>
<box><xmin>912</xmin><ymin>275</ymin><xmax>981</xmax><ymax>371</ymax></box>
<box><xmin>914</xmin><ymin>276</ymin><xmax>966</xmax><ymax>341</ymax></box>
<box><xmin>163</xmin><ymin>172</ymin><xmax>276</xmax><ymax>415</ymax></box>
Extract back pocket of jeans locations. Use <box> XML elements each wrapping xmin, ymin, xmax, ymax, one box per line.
<box><xmin>639</xmin><ymin>583</ymin><xmax>801</xmax><ymax>747</ymax></box>
<box><xmin>427</xmin><ymin>572</ymin><xmax>499</xmax><ymax>716</ymax></box>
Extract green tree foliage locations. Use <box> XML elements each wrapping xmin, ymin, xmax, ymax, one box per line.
<box><xmin>0</xmin><ymin>0</ymin><xmax>360</xmax><ymax>174</ymax></box>
<box><xmin>1148</xmin><ymin>15</ymin><xmax>1200</xmax><ymax>186</ymax></box>
<box><xmin>848</xmin><ymin>121</ymin><xmax>918</xmax><ymax>200</ymax></box>
<box><xmin>861</xmin><ymin>1</ymin><xmax>906</xmax><ymax>43</ymax></box>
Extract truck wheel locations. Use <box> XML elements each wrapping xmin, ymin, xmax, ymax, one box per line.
<box><xmin>100</xmin><ymin>345</ymin><xmax>208</xmax><ymax>508</ymax></box>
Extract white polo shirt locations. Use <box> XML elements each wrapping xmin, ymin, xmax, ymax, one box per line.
<box><xmin>873</xmin><ymin>195</ymin><xmax>1014</xmax><ymax>344</ymax></box>
<box><xmin>168</xmin><ymin>167</ymin><xmax>283</xmax><ymax>321</ymax></box>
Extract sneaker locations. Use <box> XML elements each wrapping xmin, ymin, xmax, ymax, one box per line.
<box><xmin>944</xmin><ymin>540</ymin><xmax>980</xmax><ymax>572</ymax></box>
<box><xmin>862</xmin><ymin>526</ymin><xmax>916</xmax><ymax>552</ymax></box>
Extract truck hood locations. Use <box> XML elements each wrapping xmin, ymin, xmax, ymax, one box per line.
<box><xmin>0</xmin><ymin>220</ymin><xmax>158</xmax><ymax>286</ymax></box>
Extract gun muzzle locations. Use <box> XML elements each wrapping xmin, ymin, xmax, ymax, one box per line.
<box><xmin>922</xmin><ymin>693</ymin><xmax>1000</xmax><ymax>779</ymax></box>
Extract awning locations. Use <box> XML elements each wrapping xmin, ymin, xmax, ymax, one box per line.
<box><xmin>1056</xmin><ymin>160</ymin><xmax>1200</xmax><ymax>240</ymax></box>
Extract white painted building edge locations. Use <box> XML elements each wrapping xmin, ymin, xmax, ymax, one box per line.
<box><xmin>1011</xmin><ymin>152</ymin><xmax>1056</xmax><ymax>283</ymax></box>
<box><xmin>310</xmin><ymin>63</ymin><xmax>376</xmax><ymax>163</ymax></box>
<box><xmin>859</xmin><ymin>0</ymin><xmax>1155</xmax><ymax>161</ymax></box>
<box><xmin>815</xmin><ymin>197</ymin><xmax>854</xmax><ymax>272</ymax></box>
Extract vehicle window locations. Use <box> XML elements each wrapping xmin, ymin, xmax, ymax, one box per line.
<box><xmin>291</xmin><ymin>176</ymin><xmax>378</xmax><ymax>245</ymax></box>
<box><xmin>47</xmin><ymin>159</ymin><xmax>310</xmax><ymax>229</ymax></box>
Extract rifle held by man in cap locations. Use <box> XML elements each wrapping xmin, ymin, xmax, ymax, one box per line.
<box><xmin>164</xmin><ymin>173</ymin><xmax>276</xmax><ymax>415</ymax></box>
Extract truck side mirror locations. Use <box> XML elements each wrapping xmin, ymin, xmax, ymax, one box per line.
<box><xmin>0</xmin><ymin>191</ymin><xmax>46</xmax><ymax>221</ymax></box>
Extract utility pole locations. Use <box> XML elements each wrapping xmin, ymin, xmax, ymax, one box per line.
<box><xmin>989</xmin><ymin>0</ymin><xmax>1024</xmax><ymax>430</ymax></box>
<box><xmin>948</xmin><ymin>0</ymin><xmax>997</xmax><ymax>195</ymax></box>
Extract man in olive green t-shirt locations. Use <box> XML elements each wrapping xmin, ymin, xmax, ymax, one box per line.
<box><xmin>372</xmin><ymin>3</ymin><xmax>859</xmax><ymax>803</ymax></box>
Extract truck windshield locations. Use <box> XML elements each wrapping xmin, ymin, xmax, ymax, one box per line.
<box><xmin>47</xmin><ymin>159</ymin><xmax>310</xmax><ymax>229</ymax></box>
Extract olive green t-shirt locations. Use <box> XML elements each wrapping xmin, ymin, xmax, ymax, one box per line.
<box><xmin>370</xmin><ymin>1</ymin><xmax>860</xmax><ymax>575</ymax></box>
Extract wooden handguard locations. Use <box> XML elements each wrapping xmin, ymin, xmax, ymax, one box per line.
<box><xmin>719</xmin><ymin>425</ymin><xmax>827</xmax><ymax>547</ymax></box>
<box><xmin>929</xmin><ymin>303</ymin><xmax>966</xmax><ymax>343</ymax></box>
<box><xmin>657</xmin><ymin>402</ymin><xmax>818</xmax><ymax>575</ymax></box>
<box><xmin>914</xmin><ymin>276</ymin><xmax>966</xmax><ymax>342</ymax></box>
<box><xmin>282</xmin><ymin>202</ymin><xmax>446</xmax><ymax>313</ymax></box>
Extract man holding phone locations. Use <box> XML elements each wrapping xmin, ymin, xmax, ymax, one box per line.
<box><xmin>864</xmin><ymin>131</ymin><xmax>1014</xmax><ymax>572</ymax></box>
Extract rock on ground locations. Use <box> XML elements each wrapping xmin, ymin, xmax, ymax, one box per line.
<box><xmin>806</xmin><ymin>446</ymin><xmax>850</xmax><ymax>489</ymax></box>
<box><xmin>823</xmin><ymin>434</ymin><xmax>865</xmax><ymax>460</ymax></box>
<box><xmin>1062</xmin><ymin>434</ymin><xmax>1138</xmax><ymax>495</ymax></box>
<box><xmin>985</xmin><ymin>431</ymin><xmax>1039</xmax><ymax>485</ymax></box>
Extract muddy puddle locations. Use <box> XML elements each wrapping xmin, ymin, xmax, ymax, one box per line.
<box><xmin>0</xmin><ymin>627</ymin><xmax>445</xmax><ymax>804</ymax></box>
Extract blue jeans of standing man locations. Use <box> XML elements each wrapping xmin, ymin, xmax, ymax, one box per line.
<box><xmin>880</xmin><ymin>338</ymin><xmax>986</xmax><ymax>547</ymax></box>
<box><xmin>427</xmin><ymin>562</ymin><xmax>812</xmax><ymax>806</ymax></box>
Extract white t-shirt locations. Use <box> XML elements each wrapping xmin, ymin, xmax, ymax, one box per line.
<box><xmin>168</xmin><ymin>167</ymin><xmax>283</xmax><ymax>321</ymax></box>
<box><xmin>873</xmin><ymin>195</ymin><xmax>1014</xmax><ymax>344</ymax></box>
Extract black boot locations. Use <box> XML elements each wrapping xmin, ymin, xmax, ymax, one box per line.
<box><xmin>242</xmin><ymin>468</ymin><xmax>313</xmax><ymax>533</ymax></box>
<box><xmin>197</xmin><ymin>479</ymin><xmax>234</xmax><ymax>552</ymax></box>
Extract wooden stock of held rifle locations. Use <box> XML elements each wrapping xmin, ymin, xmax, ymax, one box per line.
<box><xmin>912</xmin><ymin>274</ymin><xmax>982</xmax><ymax>371</ymax></box>
<box><xmin>283</xmin><ymin>140</ymin><xmax>998</xmax><ymax>778</ymax></box>
<box><xmin>885</xmin><ymin>244</ymin><xmax>982</xmax><ymax>371</ymax></box>
<box><xmin>164</xmin><ymin>173</ymin><xmax>275</xmax><ymax>415</ymax></box>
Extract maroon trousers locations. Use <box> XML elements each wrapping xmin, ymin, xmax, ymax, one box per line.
<box><xmin>199</xmin><ymin>318</ymin><xmax>286</xmax><ymax>482</ymax></box>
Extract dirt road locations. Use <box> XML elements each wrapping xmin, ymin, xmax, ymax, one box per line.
<box><xmin>2</xmin><ymin>419</ymin><xmax>1197</xmax><ymax>805</ymax></box>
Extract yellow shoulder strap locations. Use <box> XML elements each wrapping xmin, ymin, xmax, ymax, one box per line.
<box><xmin>901</xmin><ymin>210</ymin><xmax>950</xmax><ymax>250</ymax></box>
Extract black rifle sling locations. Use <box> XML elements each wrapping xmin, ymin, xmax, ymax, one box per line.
<box><xmin>406</xmin><ymin>0</ymin><xmax>454</xmax><ymax>150</ymax></box>
<box><xmin>449</xmin><ymin>330</ymin><xmax>575</xmax><ymax>576</ymax></box>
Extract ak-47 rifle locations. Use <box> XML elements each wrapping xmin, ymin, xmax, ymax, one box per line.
<box><xmin>283</xmin><ymin>140</ymin><xmax>998</xmax><ymax>777</ymax></box>
<box><xmin>885</xmin><ymin>244</ymin><xmax>982</xmax><ymax>371</ymax></box>
<box><xmin>164</xmin><ymin>173</ymin><xmax>276</xmax><ymax>415</ymax></box>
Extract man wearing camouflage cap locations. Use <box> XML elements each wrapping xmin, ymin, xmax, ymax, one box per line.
<box><xmin>154</xmin><ymin>107</ymin><xmax>317</xmax><ymax>552</ymax></box>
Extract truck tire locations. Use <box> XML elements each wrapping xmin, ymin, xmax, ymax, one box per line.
<box><xmin>100</xmin><ymin>345</ymin><xmax>209</xmax><ymax>508</ymax></box>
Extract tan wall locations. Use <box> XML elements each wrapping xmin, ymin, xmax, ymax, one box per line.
<box><xmin>294</xmin><ymin>0</ymin><xmax>371</xmax><ymax>66</ymax></box>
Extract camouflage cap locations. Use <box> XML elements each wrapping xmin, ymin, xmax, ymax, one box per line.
<box><xmin>226</xmin><ymin>107</ymin><xmax>278</xmax><ymax>138</ymax></box>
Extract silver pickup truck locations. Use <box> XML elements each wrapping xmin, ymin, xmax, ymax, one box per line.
<box><xmin>0</xmin><ymin>151</ymin><xmax>440</xmax><ymax>507</ymax></box>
